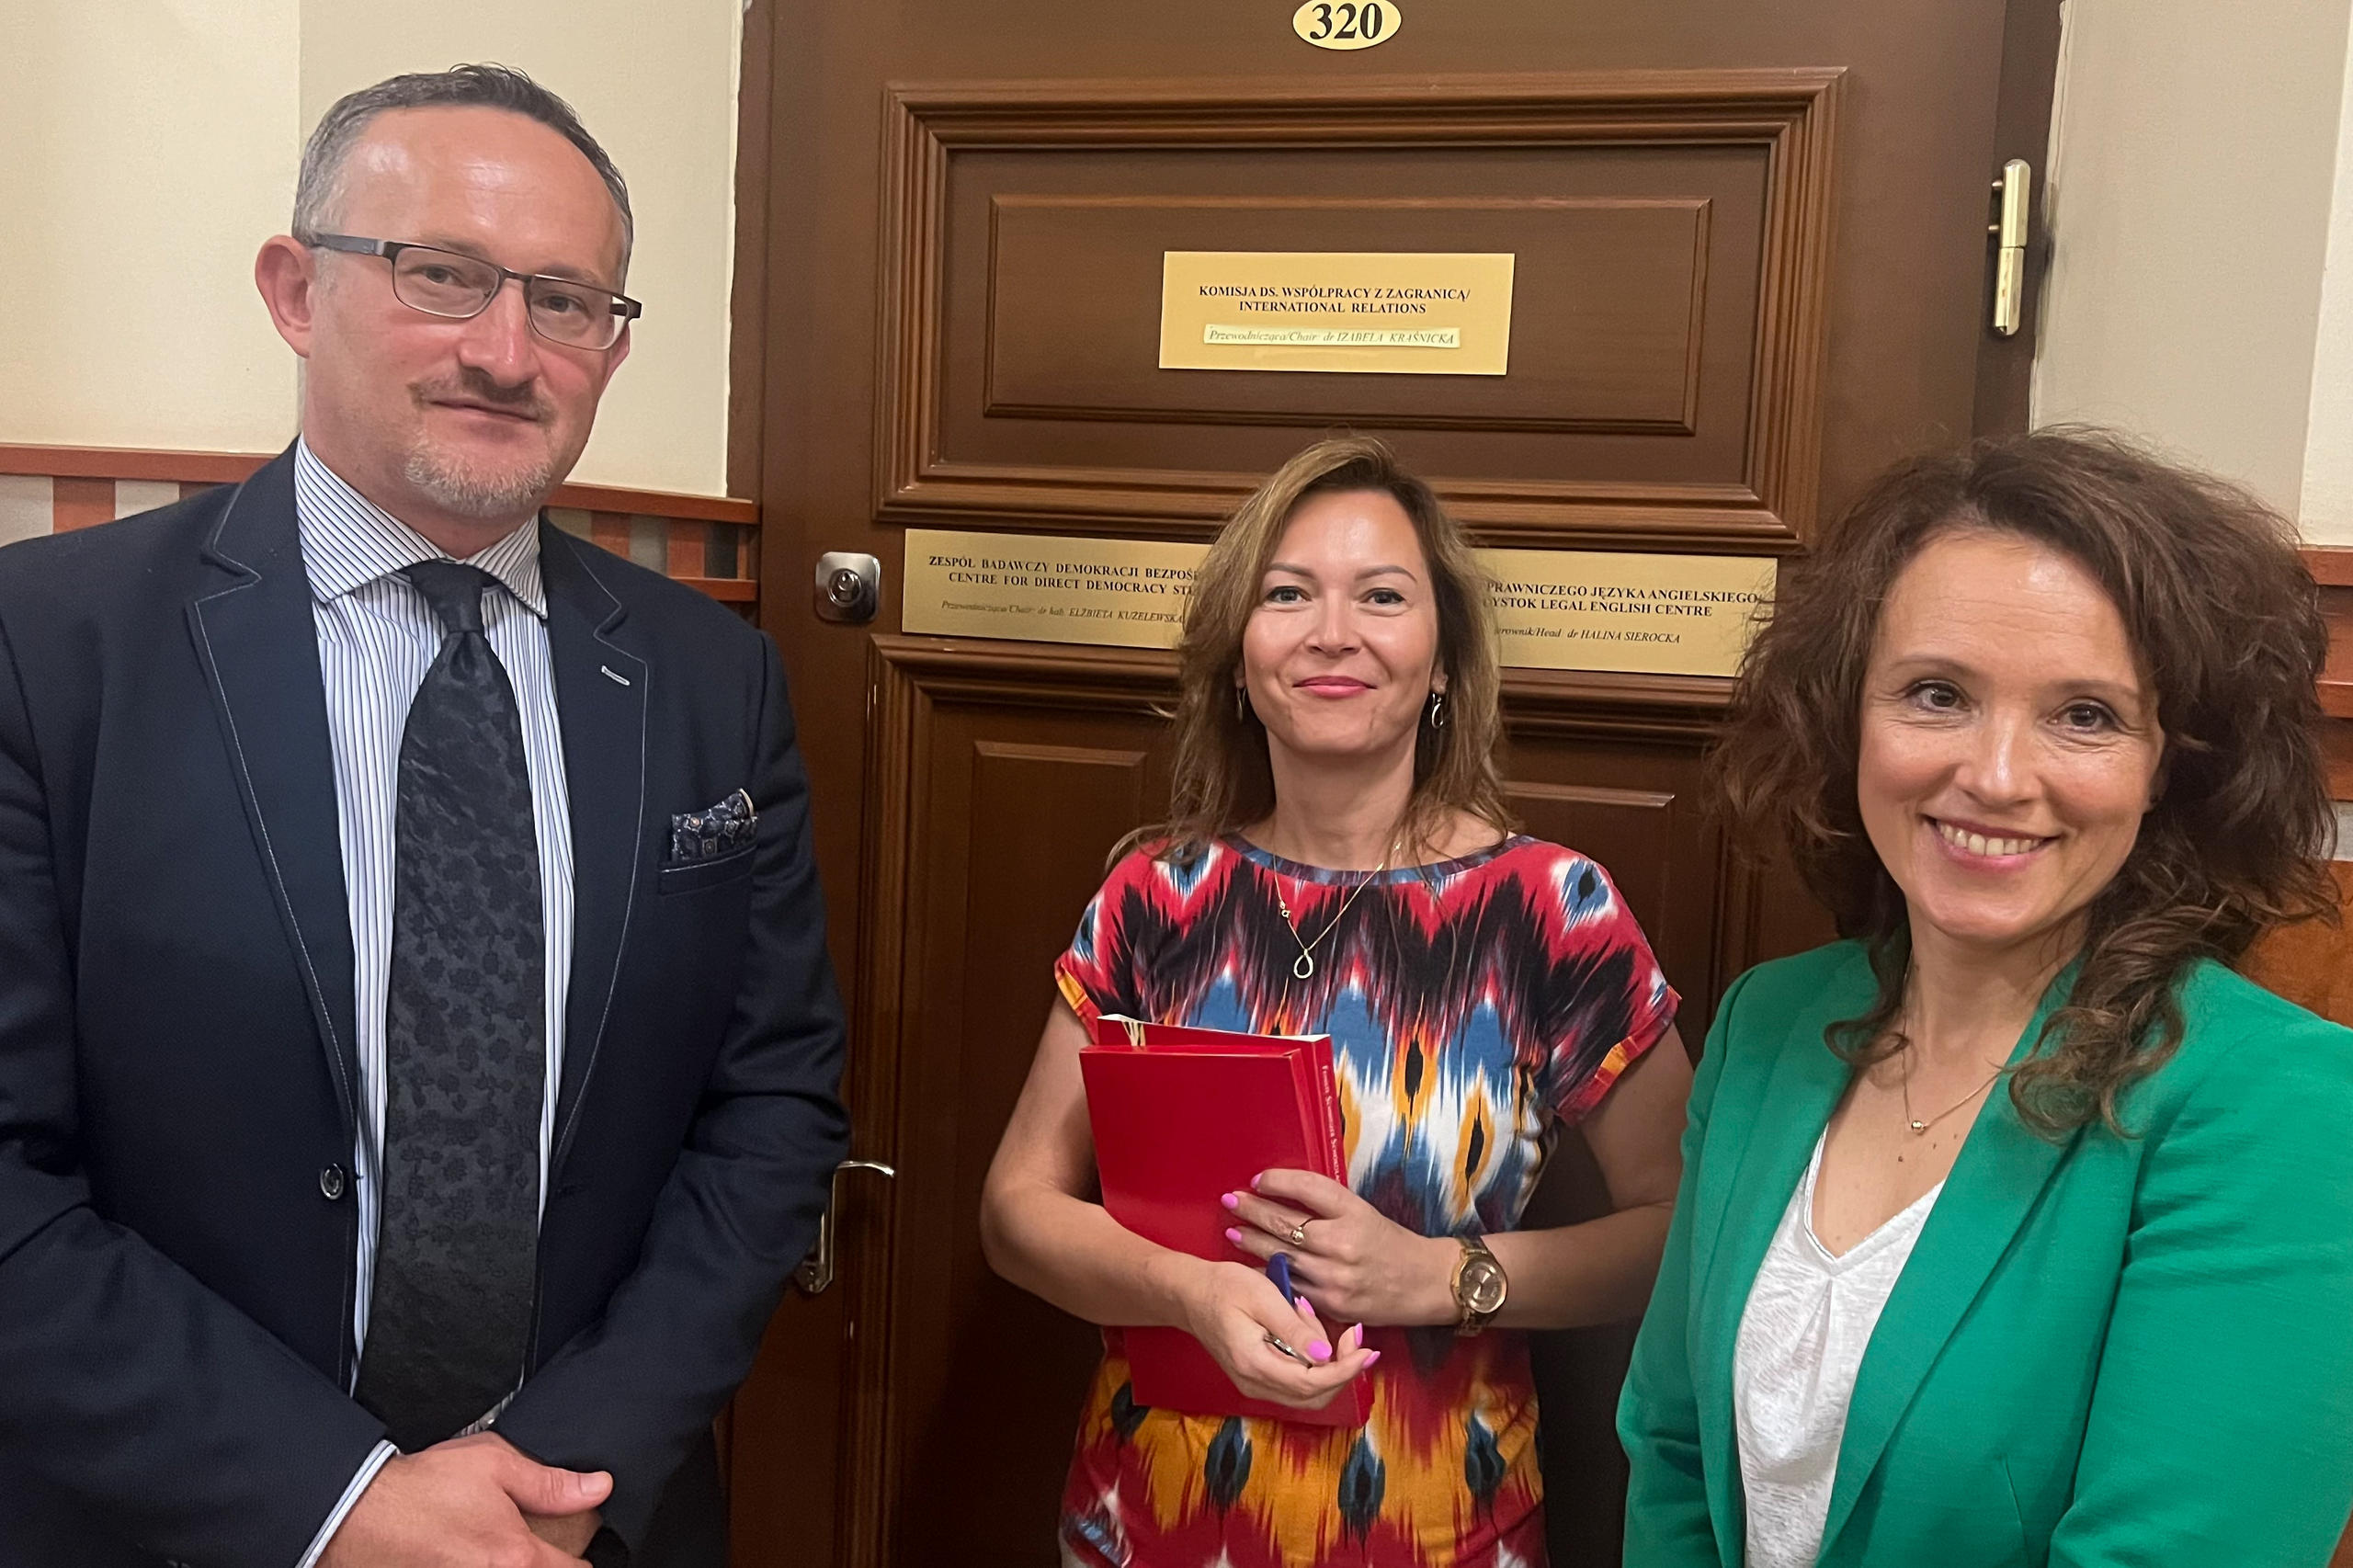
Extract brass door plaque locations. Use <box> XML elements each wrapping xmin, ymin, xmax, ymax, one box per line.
<box><xmin>904</xmin><ymin>530</ymin><xmax>1202</xmax><ymax>650</ymax></box>
<box><xmin>1159</xmin><ymin>251</ymin><xmax>1515</xmax><ymax>375</ymax></box>
<box><xmin>905</xmin><ymin>529</ymin><xmax>1774</xmax><ymax>677</ymax></box>
<box><xmin>1484</xmin><ymin>549</ymin><xmax>1776</xmax><ymax>678</ymax></box>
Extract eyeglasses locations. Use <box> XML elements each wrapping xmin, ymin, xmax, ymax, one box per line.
<box><xmin>306</xmin><ymin>233</ymin><xmax>642</xmax><ymax>350</ymax></box>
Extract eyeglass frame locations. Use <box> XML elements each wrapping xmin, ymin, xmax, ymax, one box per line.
<box><xmin>303</xmin><ymin>233</ymin><xmax>644</xmax><ymax>349</ymax></box>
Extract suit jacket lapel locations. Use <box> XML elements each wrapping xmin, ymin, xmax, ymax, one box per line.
<box><xmin>1816</xmin><ymin>972</ymin><xmax>2081</xmax><ymax>1558</ymax></box>
<box><xmin>1690</xmin><ymin>995</ymin><xmax>1854</xmax><ymax>1565</ymax></box>
<box><xmin>539</xmin><ymin>527</ymin><xmax>647</xmax><ymax>1171</ymax></box>
<box><xmin>185</xmin><ymin>448</ymin><xmax>360</xmax><ymax>1127</ymax></box>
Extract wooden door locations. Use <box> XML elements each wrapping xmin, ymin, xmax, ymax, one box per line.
<box><xmin>725</xmin><ymin>2</ymin><xmax>2057</xmax><ymax>1563</ymax></box>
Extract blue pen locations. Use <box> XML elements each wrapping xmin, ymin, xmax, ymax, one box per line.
<box><xmin>1261</xmin><ymin>1252</ymin><xmax>1313</xmax><ymax>1364</ymax></box>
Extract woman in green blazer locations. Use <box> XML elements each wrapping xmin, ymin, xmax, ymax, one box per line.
<box><xmin>1621</xmin><ymin>430</ymin><xmax>2353</xmax><ymax>1568</ymax></box>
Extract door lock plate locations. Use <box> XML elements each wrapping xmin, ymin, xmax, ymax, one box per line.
<box><xmin>813</xmin><ymin>551</ymin><xmax>881</xmax><ymax>624</ymax></box>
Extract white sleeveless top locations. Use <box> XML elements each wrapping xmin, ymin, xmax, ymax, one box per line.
<box><xmin>1732</xmin><ymin>1133</ymin><xmax>1944</xmax><ymax>1568</ymax></box>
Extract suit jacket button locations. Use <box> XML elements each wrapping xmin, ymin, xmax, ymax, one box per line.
<box><xmin>319</xmin><ymin>1164</ymin><xmax>348</xmax><ymax>1202</ymax></box>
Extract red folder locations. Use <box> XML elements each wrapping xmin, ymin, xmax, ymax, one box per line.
<box><xmin>1080</xmin><ymin>1015</ymin><xmax>1371</xmax><ymax>1426</ymax></box>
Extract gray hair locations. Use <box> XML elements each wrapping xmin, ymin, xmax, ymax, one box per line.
<box><xmin>292</xmin><ymin>63</ymin><xmax>633</xmax><ymax>281</ymax></box>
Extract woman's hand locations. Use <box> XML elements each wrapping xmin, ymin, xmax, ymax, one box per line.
<box><xmin>1174</xmin><ymin>1258</ymin><xmax>1381</xmax><ymax>1410</ymax></box>
<box><xmin>1223</xmin><ymin>1171</ymin><xmax>1459</xmax><ymax>1328</ymax></box>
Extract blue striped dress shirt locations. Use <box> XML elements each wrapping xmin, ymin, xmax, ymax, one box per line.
<box><xmin>290</xmin><ymin>441</ymin><xmax>575</xmax><ymax>1562</ymax></box>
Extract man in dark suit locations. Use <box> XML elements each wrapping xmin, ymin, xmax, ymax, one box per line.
<box><xmin>0</xmin><ymin>65</ymin><xmax>847</xmax><ymax>1567</ymax></box>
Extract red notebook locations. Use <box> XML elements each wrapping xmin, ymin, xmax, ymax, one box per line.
<box><xmin>1080</xmin><ymin>1015</ymin><xmax>1371</xmax><ymax>1427</ymax></box>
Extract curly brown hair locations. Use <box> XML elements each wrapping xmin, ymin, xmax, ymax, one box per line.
<box><xmin>1712</xmin><ymin>426</ymin><xmax>2336</xmax><ymax>1134</ymax></box>
<box><xmin>1128</xmin><ymin>435</ymin><xmax>1512</xmax><ymax>864</ymax></box>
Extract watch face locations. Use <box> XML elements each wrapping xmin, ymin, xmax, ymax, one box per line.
<box><xmin>1460</xmin><ymin>1255</ymin><xmax>1507</xmax><ymax>1315</ymax></box>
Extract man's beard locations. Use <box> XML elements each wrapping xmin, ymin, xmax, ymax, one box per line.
<box><xmin>402</xmin><ymin>443</ymin><xmax>562</xmax><ymax>520</ymax></box>
<box><xmin>403</xmin><ymin>371</ymin><xmax>566</xmax><ymax>519</ymax></box>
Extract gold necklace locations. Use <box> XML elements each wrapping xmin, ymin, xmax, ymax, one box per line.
<box><xmin>1893</xmin><ymin>960</ymin><xmax>2007</xmax><ymax>1136</ymax></box>
<box><xmin>1899</xmin><ymin>1049</ymin><xmax>2005</xmax><ymax>1137</ymax></box>
<box><xmin>1273</xmin><ymin>831</ymin><xmax>1404</xmax><ymax>981</ymax></box>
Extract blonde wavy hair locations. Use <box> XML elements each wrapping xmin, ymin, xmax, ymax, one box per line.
<box><xmin>1129</xmin><ymin>436</ymin><xmax>1512</xmax><ymax>863</ymax></box>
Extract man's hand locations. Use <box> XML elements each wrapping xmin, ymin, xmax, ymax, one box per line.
<box><xmin>321</xmin><ymin>1432</ymin><xmax>611</xmax><ymax>1567</ymax></box>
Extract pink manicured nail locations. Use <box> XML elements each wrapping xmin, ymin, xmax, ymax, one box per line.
<box><xmin>1350</xmin><ymin>1324</ymin><xmax>1364</xmax><ymax>1348</ymax></box>
<box><xmin>1224</xmin><ymin>1227</ymin><xmax>1245</xmax><ymax>1246</ymax></box>
<box><xmin>1221</xmin><ymin>1192</ymin><xmax>1240</xmax><ymax>1210</ymax></box>
<box><xmin>1362</xmin><ymin>1350</ymin><xmax>1382</xmax><ymax>1368</ymax></box>
<box><xmin>1295</xmin><ymin>1296</ymin><xmax>1315</xmax><ymax>1320</ymax></box>
<box><xmin>1309</xmin><ymin>1340</ymin><xmax>1332</xmax><ymax>1361</ymax></box>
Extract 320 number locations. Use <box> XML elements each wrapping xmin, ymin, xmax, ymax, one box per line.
<box><xmin>1292</xmin><ymin>0</ymin><xmax>1400</xmax><ymax>51</ymax></box>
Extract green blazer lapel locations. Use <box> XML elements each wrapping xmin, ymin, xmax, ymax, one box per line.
<box><xmin>1817</xmin><ymin>980</ymin><xmax>2081</xmax><ymax>1558</ymax></box>
<box><xmin>1692</xmin><ymin>1006</ymin><xmax>1852</xmax><ymax>1560</ymax></box>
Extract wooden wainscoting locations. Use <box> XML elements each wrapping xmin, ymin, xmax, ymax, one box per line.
<box><xmin>2308</xmin><ymin>547</ymin><xmax>2353</xmax><ymax>800</ymax></box>
<box><xmin>0</xmin><ymin>443</ymin><xmax>761</xmax><ymax>615</ymax></box>
<box><xmin>2243</xmin><ymin>861</ymin><xmax>2353</xmax><ymax>1028</ymax></box>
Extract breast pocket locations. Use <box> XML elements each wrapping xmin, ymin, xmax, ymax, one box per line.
<box><xmin>657</xmin><ymin>845</ymin><xmax>756</xmax><ymax>895</ymax></box>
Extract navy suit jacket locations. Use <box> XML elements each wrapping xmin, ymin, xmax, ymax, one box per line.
<box><xmin>0</xmin><ymin>449</ymin><xmax>848</xmax><ymax>1564</ymax></box>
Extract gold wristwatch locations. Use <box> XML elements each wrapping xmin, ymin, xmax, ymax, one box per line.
<box><xmin>1450</xmin><ymin>1235</ymin><xmax>1507</xmax><ymax>1336</ymax></box>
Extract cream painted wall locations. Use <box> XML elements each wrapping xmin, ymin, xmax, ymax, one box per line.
<box><xmin>0</xmin><ymin>3</ymin><xmax>741</xmax><ymax>496</ymax></box>
<box><xmin>2033</xmin><ymin>0</ymin><xmax>2353</xmax><ymax>526</ymax></box>
<box><xmin>298</xmin><ymin>2</ymin><xmax>744</xmax><ymax>495</ymax></box>
<box><xmin>2300</xmin><ymin>34</ymin><xmax>2353</xmax><ymax>541</ymax></box>
<box><xmin>0</xmin><ymin>1</ymin><xmax>301</xmax><ymax>451</ymax></box>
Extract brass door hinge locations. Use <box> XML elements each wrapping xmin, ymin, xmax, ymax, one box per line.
<box><xmin>1990</xmin><ymin>158</ymin><xmax>2033</xmax><ymax>337</ymax></box>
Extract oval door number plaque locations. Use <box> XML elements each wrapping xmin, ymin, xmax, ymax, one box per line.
<box><xmin>1293</xmin><ymin>1</ymin><xmax>1400</xmax><ymax>50</ymax></box>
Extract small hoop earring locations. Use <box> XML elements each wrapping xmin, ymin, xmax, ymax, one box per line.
<box><xmin>1235</xmin><ymin>686</ymin><xmax>1249</xmax><ymax>722</ymax></box>
<box><xmin>1427</xmin><ymin>690</ymin><xmax>1448</xmax><ymax>730</ymax></box>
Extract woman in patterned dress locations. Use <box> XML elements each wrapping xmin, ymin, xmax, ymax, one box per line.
<box><xmin>981</xmin><ymin>436</ymin><xmax>1694</xmax><ymax>1568</ymax></box>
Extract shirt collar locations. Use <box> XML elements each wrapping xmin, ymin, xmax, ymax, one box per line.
<box><xmin>292</xmin><ymin>438</ymin><xmax>548</xmax><ymax>619</ymax></box>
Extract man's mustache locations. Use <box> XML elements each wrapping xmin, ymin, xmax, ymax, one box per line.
<box><xmin>414</xmin><ymin>370</ymin><xmax>552</xmax><ymax>422</ymax></box>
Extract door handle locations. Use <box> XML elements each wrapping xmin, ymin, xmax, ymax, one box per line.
<box><xmin>1988</xmin><ymin>158</ymin><xmax>2032</xmax><ymax>337</ymax></box>
<box><xmin>794</xmin><ymin>1157</ymin><xmax>895</xmax><ymax>1293</ymax></box>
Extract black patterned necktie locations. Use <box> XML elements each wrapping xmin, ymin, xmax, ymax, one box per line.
<box><xmin>354</xmin><ymin>560</ymin><xmax>546</xmax><ymax>1452</ymax></box>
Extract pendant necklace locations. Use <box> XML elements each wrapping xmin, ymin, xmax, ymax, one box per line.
<box><xmin>1892</xmin><ymin>962</ymin><xmax>2005</xmax><ymax>1137</ymax></box>
<box><xmin>1274</xmin><ymin>829</ymin><xmax>1404</xmax><ymax>981</ymax></box>
<box><xmin>1900</xmin><ymin>1048</ymin><xmax>2005</xmax><ymax>1136</ymax></box>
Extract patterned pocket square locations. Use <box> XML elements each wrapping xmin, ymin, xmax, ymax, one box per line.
<box><xmin>669</xmin><ymin>788</ymin><xmax>756</xmax><ymax>863</ymax></box>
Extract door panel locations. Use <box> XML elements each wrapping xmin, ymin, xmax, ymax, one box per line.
<box><xmin>840</xmin><ymin>642</ymin><xmax>1176</xmax><ymax>1565</ymax></box>
<box><xmin>881</xmin><ymin>74</ymin><xmax>1836</xmax><ymax>550</ymax></box>
<box><xmin>735</xmin><ymin>1</ymin><xmax>2050</xmax><ymax>1562</ymax></box>
<box><xmin>985</xmin><ymin>196</ymin><xmax>1718</xmax><ymax>433</ymax></box>
<box><xmin>782</xmin><ymin>643</ymin><xmax>1766</xmax><ymax>1563</ymax></box>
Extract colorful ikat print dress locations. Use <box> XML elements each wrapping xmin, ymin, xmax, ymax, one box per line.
<box><xmin>1053</xmin><ymin>835</ymin><xmax>1679</xmax><ymax>1568</ymax></box>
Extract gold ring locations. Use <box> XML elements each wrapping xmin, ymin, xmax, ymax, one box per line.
<box><xmin>1289</xmin><ymin>1221</ymin><xmax>1310</xmax><ymax>1248</ymax></box>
